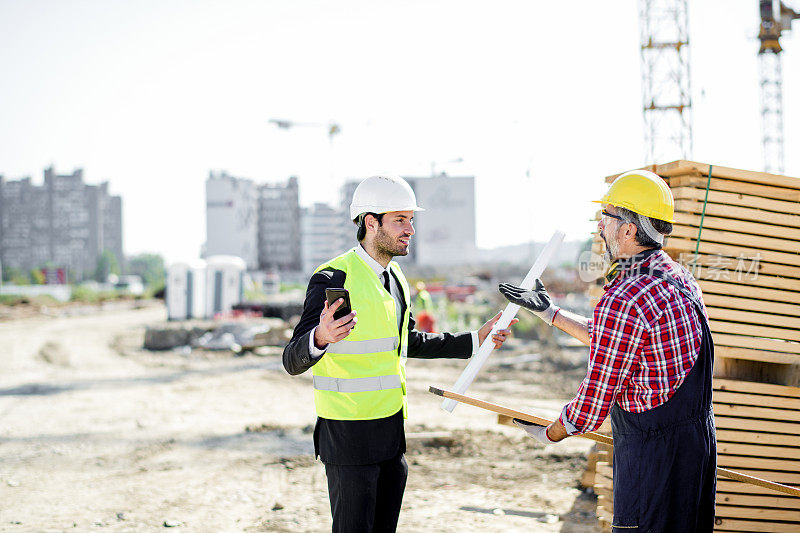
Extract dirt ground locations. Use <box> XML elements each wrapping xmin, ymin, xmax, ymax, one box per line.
<box><xmin>0</xmin><ymin>302</ymin><xmax>601</xmax><ymax>532</ymax></box>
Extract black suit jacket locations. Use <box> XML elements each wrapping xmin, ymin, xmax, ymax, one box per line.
<box><xmin>282</xmin><ymin>266</ymin><xmax>473</xmax><ymax>465</ymax></box>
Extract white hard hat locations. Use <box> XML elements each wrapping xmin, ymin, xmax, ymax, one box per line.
<box><xmin>349</xmin><ymin>174</ymin><xmax>424</xmax><ymax>220</ymax></box>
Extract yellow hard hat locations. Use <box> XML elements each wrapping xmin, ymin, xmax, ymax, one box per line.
<box><xmin>594</xmin><ymin>169</ymin><xmax>675</xmax><ymax>223</ymax></box>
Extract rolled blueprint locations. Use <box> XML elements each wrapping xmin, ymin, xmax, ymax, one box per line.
<box><xmin>441</xmin><ymin>230</ymin><xmax>565</xmax><ymax>412</ymax></box>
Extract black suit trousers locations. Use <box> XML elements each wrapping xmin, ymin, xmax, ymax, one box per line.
<box><xmin>324</xmin><ymin>453</ymin><xmax>408</xmax><ymax>533</ymax></box>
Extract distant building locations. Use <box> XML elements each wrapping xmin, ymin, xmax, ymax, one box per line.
<box><xmin>0</xmin><ymin>167</ymin><xmax>123</xmax><ymax>279</ymax></box>
<box><xmin>205</xmin><ymin>171</ymin><xmax>259</xmax><ymax>270</ymax></box>
<box><xmin>301</xmin><ymin>202</ymin><xmax>348</xmax><ymax>274</ymax></box>
<box><xmin>258</xmin><ymin>177</ymin><xmax>301</xmax><ymax>272</ymax></box>
<box><xmin>405</xmin><ymin>174</ymin><xmax>477</xmax><ymax>266</ymax></box>
<box><xmin>336</xmin><ymin>175</ymin><xmax>477</xmax><ymax>267</ymax></box>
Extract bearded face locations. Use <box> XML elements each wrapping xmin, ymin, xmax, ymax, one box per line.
<box><xmin>372</xmin><ymin>211</ymin><xmax>414</xmax><ymax>258</ymax></box>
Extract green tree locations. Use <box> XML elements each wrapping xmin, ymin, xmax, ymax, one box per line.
<box><xmin>3</xmin><ymin>266</ymin><xmax>31</xmax><ymax>284</ymax></box>
<box><xmin>94</xmin><ymin>250</ymin><xmax>121</xmax><ymax>282</ymax></box>
<box><xmin>125</xmin><ymin>253</ymin><xmax>165</xmax><ymax>289</ymax></box>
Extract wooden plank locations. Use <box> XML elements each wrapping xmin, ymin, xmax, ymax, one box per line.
<box><xmin>665</xmin><ymin>237</ymin><xmax>800</xmax><ymax>270</ymax></box>
<box><xmin>672</xmin><ymin>225</ymin><xmax>800</xmax><ymax>257</ymax></box>
<box><xmin>666</xmin><ymin>249</ymin><xmax>800</xmax><ymax>280</ymax></box>
<box><xmin>700</xmin><ymin>280</ymin><xmax>800</xmax><ymax>305</ymax></box>
<box><xmin>669</xmin><ymin>175</ymin><xmax>800</xmax><ymax>202</ymax></box>
<box><xmin>709</xmin><ymin>319</ymin><xmax>800</xmax><ymax>343</ymax></box>
<box><xmin>719</xmin><ymin>454</ymin><xmax>800</xmax><ymax>472</ymax></box>
<box><xmin>672</xmin><ymin>186</ymin><xmax>800</xmax><ymax>216</ymax></box>
<box><xmin>712</xmin><ymin>333</ymin><xmax>800</xmax><ymax>356</ymax></box>
<box><xmin>646</xmin><ymin>160</ymin><xmax>800</xmax><ymax>190</ymax></box>
<box><xmin>717</xmin><ymin>442</ymin><xmax>800</xmax><ymax>461</ymax></box>
<box><xmin>702</xmin><ymin>294</ymin><xmax>800</xmax><ymax>318</ymax></box>
<box><xmin>713</xmin><ymin>403</ymin><xmax>800</xmax><ymax>423</ymax></box>
<box><xmin>428</xmin><ymin>387</ymin><xmax>615</xmax><ymax>445</ymax></box>
<box><xmin>674</xmin><ymin>199</ymin><xmax>800</xmax><ymax>228</ymax></box>
<box><xmin>718</xmin><ymin>468</ymin><xmax>800</xmax><ymax>485</ymax></box>
<box><xmin>596</xmin><ymin>505</ymin><xmax>612</xmax><ymax>523</ymax></box>
<box><xmin>700</xmin><ymin>270</ymin><xmax>800</xmax><ymax>294</ymax></box>
<box><xmin>714</xmin><ymin>390</ymin><xmax>800</xmax><ymax>411</ymax></box>
<box><xmin>716</xmin><ymin>430</ymin><xmax>800</xmax><ymax>448</ymax></box>
<box><xmin>714</xmin><ymin>415</ymin><xmax>800</xmax><ymax>436</ymax></box>
<box><xmin>674</xmin><ymin>212</ymin><xmax>800</xmax><ymax>240</ymax></box>
<box><xmin>716</xmin><ymin>345</ymin><xmax>800</xmax><ymax>364</ymax></box>
<box><xmin>718</xmin><ymin>479</ymin><xmax>800</xmax><ymax>497</ymax></box>
<box><xmin>714</xmin><ymin>378</ymin><xmax>800</xmax><ymax>398</ymax></box>
<box><xmin>713</xmin><ymin>517</ymin><xmax>800</xmax><ymax>532</ymax></box>
<box><xmin>717</xmin><ymin>492</ymin><xmax>800</xmax><ymax>509</ymax></box>
<box><xmin>714</xmin><ymin>504</ymin><xmax>800</xmax><ymax>522</ymax></box>
<box><xmin>708</xmin><ymin>308</ymin><xmax>800</xmax><ymax>331</ymax></box>
<box><xmin>597</xmin><ymin>494</ymin><xmax>613</xmax><ymax>513</ymax></box>
<box><xmin>602</xmin><ymin>160</ymin><xmax>800</xmax><ymax>190</ymax></box>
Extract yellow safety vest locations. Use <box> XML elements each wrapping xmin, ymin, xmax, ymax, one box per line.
<box><xmin>312</xmin><ymin>248</ymin><xmax>410</xmax><ymax>420</ymax></box>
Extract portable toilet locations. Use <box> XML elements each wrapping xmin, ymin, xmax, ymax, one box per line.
<box><xmin>166</xmin><ymin>259</ymin><xmax>207</xmax><ymax>320</ymax></box>
<box><xmin>205</xmin><ymin>255</ymin><xmax>246</xmax><ymax>319</ymax></box>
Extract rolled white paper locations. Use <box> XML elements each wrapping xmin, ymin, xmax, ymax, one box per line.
<box><xmin>441</xmin><ymin>230</ymin><xmax>565</xmax><ymax>412</ymax></box>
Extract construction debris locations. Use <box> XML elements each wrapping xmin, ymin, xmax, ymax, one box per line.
<box><xmin>143</xmin><ymin>319</ymin><xmax>291</xmax><ymax>352</ymax></box>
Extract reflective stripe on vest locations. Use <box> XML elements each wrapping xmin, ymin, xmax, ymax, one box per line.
<box><xmin>327</xmin><ymin>336</ymin><xmax>399</xmax><ymax>355</ymax></box>
<box><xmin>313</xmin><ymin>374</ymin><xmax>402</xmax><ymax>393</ymax></box>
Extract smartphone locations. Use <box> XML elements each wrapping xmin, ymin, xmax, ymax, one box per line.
<box><xmin>325</xmin><ymin>288</ymin><xmax>353</xmax><ymax>321</ymax></box>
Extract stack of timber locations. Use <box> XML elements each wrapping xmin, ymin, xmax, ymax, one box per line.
<box><xmin>592</xmin><ymin>442</ymin><xmax>614</xmax><ymax>533</ymax></box>
<box><xmin>590</xmin><ymin>162</ymin><xmax>800</xmax><ymax>531</ymax></box>
<box><xmin>713</xmin><ymin>379</ymin><xmax>800</xmax><ymax>532</ymax></box>
<box><xmin>589</xmin><ymin>379</ymin><xmax>800</xmax><ymax>532</ymax></box>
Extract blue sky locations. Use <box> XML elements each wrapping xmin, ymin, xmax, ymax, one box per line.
<box><xmin>1</xmin><ymin>0</ymin><xmax>797</xmax><ymax>262</ymax></box>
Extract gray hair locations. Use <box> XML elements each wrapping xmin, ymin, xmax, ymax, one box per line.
<box><xmin>616</xmin><ymin>207</ymin><xmax>673</xmax><ymax>248</ymax></box>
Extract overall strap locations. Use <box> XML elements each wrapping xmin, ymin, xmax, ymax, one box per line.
<box><xmin>646</xmin><ymin>269</ymin><xmax>703</xmax><ymax>314</ymax></box>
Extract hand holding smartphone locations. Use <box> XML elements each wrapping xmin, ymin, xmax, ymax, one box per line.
<box><xmin>325</xmin><ymin>288</ymin><xmax>353</xmax><ymax>321</ymax></box>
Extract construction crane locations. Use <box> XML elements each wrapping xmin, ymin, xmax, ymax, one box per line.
<box><xmin>758</xmin><ymin>0</ymin><xmax>799</xmax><ymax>174</ymax></box>
<box><xmin>268</xmin><ymin>118</ymin><xmax>341</xmax><ymax>143</ymax></box>
<box><xmin>638</xmin><ymin>0</ymin><xmax>693</xmax><ymax>165</ymax></box>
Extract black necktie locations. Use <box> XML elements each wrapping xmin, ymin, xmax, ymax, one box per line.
<box><xmin>382</xmin><ymin>271</ymin><xmax>391</xmax><ymax>294</ymax></box>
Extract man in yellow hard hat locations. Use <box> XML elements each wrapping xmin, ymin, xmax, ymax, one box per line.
<box><xmin>500</xmin><ymin>169</ymin><xmax>716</xmax><ymax>532</ymax></box>
<box><xmin>283</xmin><ymin>174</ymin><xmax>516</xmax><ymax>532</ymax></box>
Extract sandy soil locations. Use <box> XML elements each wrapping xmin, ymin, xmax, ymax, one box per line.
<box><xmin>0</xmin><ymin>303</ymin><xmax>600</xmax><ymax>532</ymax></box>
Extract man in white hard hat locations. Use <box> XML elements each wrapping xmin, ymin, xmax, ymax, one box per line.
<box><xmin>284</xmin><ymin>174</ymin><xmax>515</xmax><ymax>532</ymax></box>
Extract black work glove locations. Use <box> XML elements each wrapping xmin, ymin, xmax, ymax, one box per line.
<box><xmin>498</xmin><ymin>279</ymin><xmax>560</xmax><ymax>326</ymax></box>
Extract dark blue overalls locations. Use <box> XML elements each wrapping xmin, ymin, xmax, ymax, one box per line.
<box><xmin>610</xmin><ymin>271</ymin><xmax>717</xmax><ymax>532</ymax></box>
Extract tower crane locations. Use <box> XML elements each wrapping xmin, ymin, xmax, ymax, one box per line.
<box><xmin>268</xmin><ymin>118</ymin><xmax>341</xmax><ymax>143</ymax></box>
<box><xmin>758</xmin><ymin>0</ymin><xmax>799</xmax><ymax>174</ymax></box>
<box><xmin>638</xmin><ymin>0</ymin><xmax>693</xmax><ymax>165</ymax></box>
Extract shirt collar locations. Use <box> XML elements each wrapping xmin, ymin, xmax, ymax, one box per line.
<box><xmin>355</xmin><ymin>244</ymin><xmax>390</xmax><ymax>279</ymax></box>
<box><xmin>605</xmin><ymin>248</ymin><xmax>663</xmax><ymax>284</ymax></box>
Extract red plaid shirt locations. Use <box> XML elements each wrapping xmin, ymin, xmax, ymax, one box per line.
<box><xmin>560</xmin><ymin>250</ymin><xmax>707</xmax><ymax>435</ymax></box>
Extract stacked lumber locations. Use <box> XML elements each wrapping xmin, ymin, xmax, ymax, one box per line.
<box><xmin>714</xmin><ymin>378</ymin><xmax>800</xmax><ymax>532</ymax></box>
<box><xmin>593</xmin><ymin>443</ymin><xmax>614</xmax><ymax>533</ymax></box>
<box><xmin>593</xmin><ymin>160</ymin><xmax>800</xmax><ymax>381</ymax></box>
<box><xmin>589</xmin><ymin>379</ymin><xmax>800</xmax><ymax>532</ymax></box>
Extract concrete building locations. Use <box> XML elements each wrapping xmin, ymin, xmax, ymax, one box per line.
<box><xmin>405</xmin><ymin>175</ymin><xmax>477</xmax><ymax>266</ymax></box>
<box><xmin>258</xmin><ymin>177</ymin><xmax>301</xmax><ymax>272</ymax></box>
<box><xmin>301</xmin><ymin>202</ymin><xmax>348</xmax><ymax>275</ymax></box>
<box><xmin>0</xmin><ymin>167</ymin><xmax>123</xmax><ymax>279</ymax></box>
<box><xmin>205</xmin><ymin>171</ymin><xmax>259</xmax><ymax>270</ymax></box>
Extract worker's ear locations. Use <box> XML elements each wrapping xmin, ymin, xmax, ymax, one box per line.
<box><xmin>364</xmin><ymin>214</ymin><xmax>380</xmax><ymax>235</ymax></box>
<box><xmin>622</xmin><ymin>220</ymin><xmax>638</xmax><ymax>242</ymax></box>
